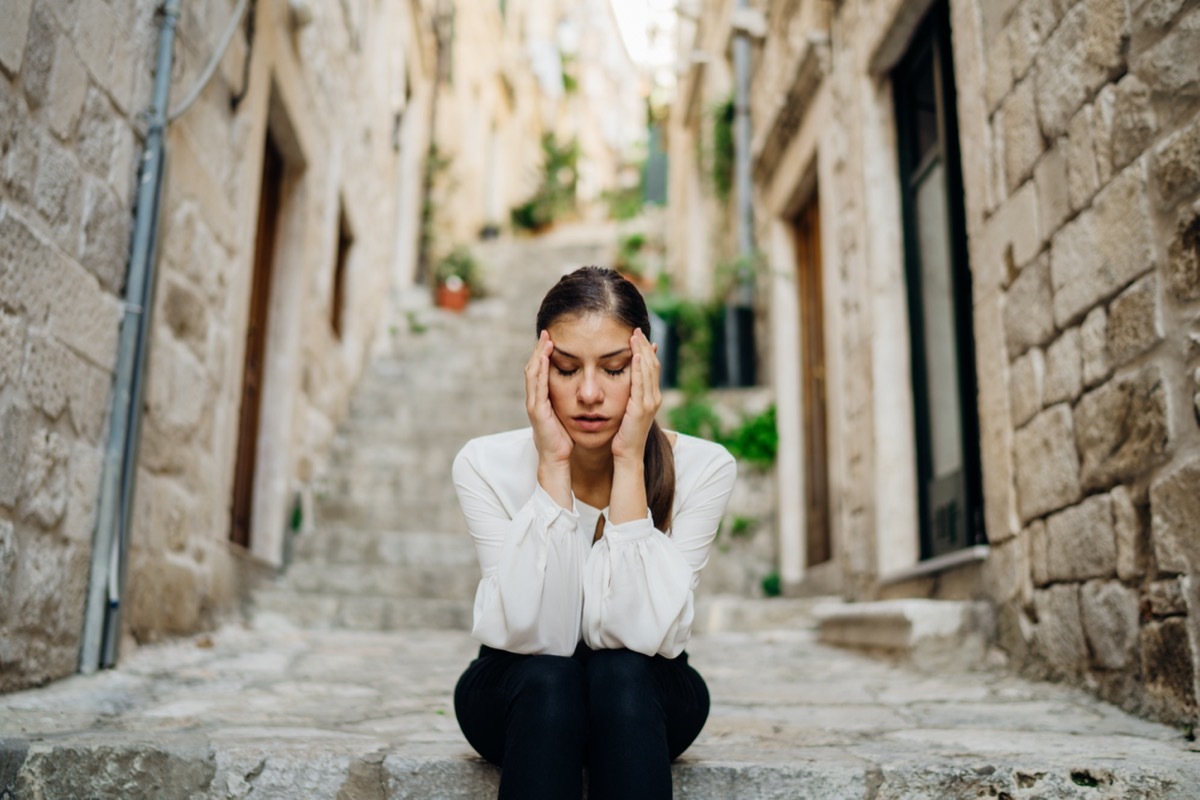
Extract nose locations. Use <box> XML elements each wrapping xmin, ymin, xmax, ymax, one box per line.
<box><xmin>578</xmin><ymin>370</ymin><xmax>603</xmax><ymax>404</ymax></box>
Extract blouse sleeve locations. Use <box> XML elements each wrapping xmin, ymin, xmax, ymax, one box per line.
<box><xmin>453</xmin><ymin>445</ymin><xmax>589</xmax><ymax>656</ymax></box>
<box><xmin>581</xmin><ymin>448</ymin><xmax>737</xmax><ymax>658</ymax></box>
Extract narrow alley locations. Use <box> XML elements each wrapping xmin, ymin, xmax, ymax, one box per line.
<box><xmin>3</xmin><ymin>227</ymin><xmax>1199</xmax><ymax>798</ymax></box>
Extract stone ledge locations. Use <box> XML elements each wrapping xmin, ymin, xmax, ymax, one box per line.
<box><xmin>814</xmin><ymin>599</ymin><xmax>995</xmax><ymax>670</ymax></box>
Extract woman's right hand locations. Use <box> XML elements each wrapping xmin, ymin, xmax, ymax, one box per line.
<box><xmin>525</xmin><ymin>331</ymin><xmax>574</xmax><ymax>469</ymax></box>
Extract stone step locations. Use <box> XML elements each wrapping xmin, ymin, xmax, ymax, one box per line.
<box><xmin>292</xmin><ymin>529</ymin><xmax>475</xmax><ymax>565</ymax></box>
<box><xmin>278</xmin><ymin>560</ymin><xmax>478</xmax><ymax>601</ymax></box>
<box><xmin>814</xmin><ymin>598</ymin><xmax>995</xmax><ymax>671</ymax></box>
<box><xmin>312</xmin><ymin>495</ymin><xmax>465</xmax><ymax>533</ymax></box>
<box><xmin>252</xmin><ymin>590</ymin><xmax>474</xmax><ymax>631</ymax></box>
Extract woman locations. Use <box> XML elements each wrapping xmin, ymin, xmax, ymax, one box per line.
<box><xmin>452</xmin><ymin>266</ymin><xmax>737</xmax><ymax>800</ymax></box>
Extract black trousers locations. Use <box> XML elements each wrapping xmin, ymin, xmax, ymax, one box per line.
<box><xmin>454</xmin><ymin>642</ymin><xmax>710</xmax><ymax>800</ymax></box>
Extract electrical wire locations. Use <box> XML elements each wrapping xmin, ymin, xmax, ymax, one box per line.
<box><xmin>167</xmin><ymin>0</ymin><xmax>251</xmax><ymax>122</ymax></box>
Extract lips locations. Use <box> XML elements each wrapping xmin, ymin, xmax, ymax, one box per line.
<box><xmin>573</xmin><ymin>415</ymin><xmax>609</xmax><ymax>432</ymax></box>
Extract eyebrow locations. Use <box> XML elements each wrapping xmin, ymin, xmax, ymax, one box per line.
<box><xmin>553</xmin><ymin>347</ymin><xmax>632</xmax><ymax>361</ymax></box>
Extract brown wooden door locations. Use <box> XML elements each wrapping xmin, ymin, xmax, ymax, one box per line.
<box><xmin>231</xmin><ymin>137</ymin><xmax>285</xmax><ymax>549</ymax></box>
<box><xmin>793</xmin><ymin>197</ymin><xmax>831</xmax><ymax>567</ymax></box>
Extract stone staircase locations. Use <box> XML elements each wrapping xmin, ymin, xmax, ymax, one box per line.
<box><xmin>251</xmin><ymin>227</ymin><xmax>615</xmax><ymax>633</ymax></box>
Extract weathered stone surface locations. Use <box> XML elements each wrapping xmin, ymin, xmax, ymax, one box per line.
<box><xmin>1010</xmin><ymin>348</ymin><xmax>1045</xmax><ymax>427</ymax></box>
<box><xmin>1140</xmin><ymin>618</ymin><xmax>1197</xmax><ymax>715</ymax></box>
<box><xmin>1004</xmin><ymin>78</ymin><xmax>1043</xmax><ymax>191</ymax></box>
<box><xmin>1033</xmin><ymin>584</ymin><xmax>1088</xmax><ymax>673</ymax></box>
<box><xmin>1108</xmin><ymin>75</ymin><xmax>1158</xmax><ymax>172</ymax></box>
<box><xmin>145</xmin><ymin>335</ymin><xmax>209</xmax><ymax>438</ymax></box>
<box><xmin>32</xmin><ymin>130</ymin><xmax>82</xmax><ymax>248</ymax></box>
<box><xmin>80</xmin><ymin>178</ymin><xmax>129</xmax><ymax>294</ymax></box>
<box><xmin>1166</xmin><ymin>207</ymin><xmax>1200</xmax><ymax>301</ymax></box>
<box><xmin>1009</xmin><ymin>0</ymin><xmax>1068</xmax><ymax>80</ymax></box>
<box><xmin>1080</xmin><ymin>580</ymin><xmax>1139</xmax><ymax>669</ymax></box>
<box><xmin>21</xmin><ymin>426</ymin><xmax>68</xmax><ymax>528</ymax></box>
<box><xmin>0</xmin><ymin>518</ymin><xmax>15</xmax><ymax>592</ymax></box>
<box><xmin>21</xmin><ymin>4</ymin><xmax>56</xmax><ymax>111</ymax></box>
<box><xmin>1044</xmin><ymin>493</ymin><xmax>1118</xmax><ymax>581</ymax></box>
<box><xmin>1133</xmin><ymin>6</ymin><xmax>1200</xmax><ymax>95</ymax></box>
<box><xmin>1029</xmin><ymin>519</ymin><xmax>1049</xmax><ymax>586</ymax></box>
<box><xmin>1034</xmin><ymin>141</ymin><xmax>1070</xmax><ymax>234</ymax></box>
<box><xmin>22</xmin><ymin>331</ymin><xmax>68</xmax><ymax>419</ymax></box>
<box><xmin>41</xmin><ymin>25</ymin><xmax>88</xmax><ymax>140</ymax></box>
<box><xmin>1076</xmin><ymin>366</ymin><xmax>1171</xmax><ymax>491</ymax></box>
<box><xmin>985</xmin><ymin>29</ymin><xmax>1014</xmax><ymax>112</ymax></box>
<box><xmin>1014</xmin><ymin>404</ymin><xmax>1082</xmax><ymax>521</ymax></box>
<box><xmin>162</xmin><ymin>278</ymin><xmax>208</xmax><ymax>356</ymax></box>
<box><xmin>1151</xmin><ymin>112</ymin><xmax>1200</xmax><ymax>208</ymax></box>
<box><xmin>1134</xmin><ymin>0</ymin><xmax>1187</xmax><ymax>31</ymax></box>
<box><xmin>1111</xmin><ymin>484</ymin><xmax>1146</xmax><ymax>580</ymax></box>
<box><xmin>1050</xmin><ymin>162</ymin><xmax>1155</xmax><ymax>327</ymax></box>
<box><xmin>1043</xmin><ymin>327</ymin><xmax>1082</xmax><ymax>404</ymax></box>
<box><xmin>1150</xmin><ymin>457</ymin><xmax>1200</xmax><ymax>573</ymax></box>
<box><xmin>1107</xmin><ymin>275</ymin><xmax>1161</xmax><ymax>365</ymax></box>
<box><xmin>0</xmin><ymin>307</ymin><xmax>25</xmax><ymax>387</ymax></box>
<box><xmin>0</xmin><ymin>402</ymin><xmax>33</xmax><ymax>509</ymax></box>
<box><xmin>1081</xmin><ymin>306</ymin><xmax>1109</xmax><ymax>388</ymax></box>
<box><xmin>63</xmin><ymin>439</ymin><xmax>101</xmax><ymax>542</ymax></box>
<box><xmin>1004</xmin><ymin>255</ymin><xmax>1055</xmax><ymax>357</ymax></box>
<box><xmin>1034</xmin><ymin>0</ymin><xmax>1130</xmax><ymax>138</ymax></box>
<box><xmin>0</xmin><ymin>0</ymin><xmax>34</xmax><ymax>75</ymax></box>
<box><xmin>1144</xmin><ymin>579</ymin><xmax>1186</xmax><ymax>617</ymax></box>
<box><xmin>1067</xmin><ymin>104</ymin><xmax>1100</xmax><ymax>212</ymax></box>
<box><xmin>983</xmin><ymin>530</ymin><xmax>1031</xmax><ymax>603</ymax></box>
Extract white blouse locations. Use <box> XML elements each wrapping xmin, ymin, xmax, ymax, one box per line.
<box><xmin>452</xmin><ymin>427</ymin><xmax>737</xmax><ymax>659</ymax></box>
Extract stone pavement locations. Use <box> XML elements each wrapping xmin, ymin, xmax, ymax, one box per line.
<box><xmin>3</xmin><ymin>609</ymin><xmax>1198</xmax><ymax>799</ymax></box>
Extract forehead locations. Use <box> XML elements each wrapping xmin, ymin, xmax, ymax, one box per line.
<box><xmin>547</xmin><ymin>313</ymin><xmax>633</xmax><ymax>354</ymax></box>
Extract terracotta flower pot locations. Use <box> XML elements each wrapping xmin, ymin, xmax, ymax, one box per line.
<box><xmin>436</xmin><ymin>277</ymin><xmax>470</xmax><ymax>312</ymax></box>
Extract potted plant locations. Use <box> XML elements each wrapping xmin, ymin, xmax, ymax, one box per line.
<box><xmin>434</xmin><ymin>247</ymin><xmax>482</xmax><ymax>312</ymax></box>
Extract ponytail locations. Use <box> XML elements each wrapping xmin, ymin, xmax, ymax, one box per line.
<box><xmin>644</xmin><ymin>421</ymin><xmax>676</xmax><ymax>533</ymax></box>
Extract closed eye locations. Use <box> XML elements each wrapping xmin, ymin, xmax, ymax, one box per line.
<box><xmin>555</xmin><ymin>367</ymin><xmax>578</xmax><ymax>377</ymax></box>
<box><xmin>604</xmin><ymin>366</ymin><xmax>627</xmax><ymax>377</ymax></box>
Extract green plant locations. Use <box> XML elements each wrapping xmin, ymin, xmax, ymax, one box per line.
<box><xmin>615</xmin><ymin>233</ymin><xmax>647</xmax><ymax>279</ymax></box>
<box><xmin>729</xmin><ymin>515</ymin><xmax>755</xmax><ymax>538</ymax></box>
<box><xmin>601</xmin><ymin>184</ymin><xmax>644</xmax><ymax>220</ymax></box>
<box><xmin>511</xmin><ymin>134</ymin><xmax>580</xmax><ymax>232</ymax></box>
<box><xmin>434</xmin><ymin>246</ymin><xmax>484</xmax><ymax>294</ymax></box>
<box><xmin>667</xmin><ymin>393</ymin><xmax>723</xmax><ymax>441</ymax></box>
<box><xmin>722</xmin><ymin>405</ymin><xmax>778</xmax><ymax>468</ymax></box>
<box><xmin>761</xmin><ymin>571</ymin><xmax>781</xmax><ymax>597</ymax></box>
<box><xmin>405</xmin><ymin>311</ymin><xmax>428</xmax><ymax>334</ymax></box>
<box><xmin>710</xmin><ymin>95</ymin><xmax>735</xmax><ymax>201</ymax></box>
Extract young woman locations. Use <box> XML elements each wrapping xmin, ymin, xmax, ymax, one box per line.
<box><xmin>452</xmin><ymin>266</ymin><xmax>737</xmax><ymax>800</ymax></box>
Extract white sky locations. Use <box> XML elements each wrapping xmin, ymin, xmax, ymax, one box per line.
<box><xmin>608</xmin><ymin>0</ymin><xmax>677</xmax><ymax>68</ymax></box>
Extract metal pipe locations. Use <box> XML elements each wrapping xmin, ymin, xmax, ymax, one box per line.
<box><xmin>168</xmin><ymin>0</ymin><xmax>250</xmax><ymax>122</ymax></box>
<box><xmin>80</xmin><ymin>0</ymin><xmax>182</xmax><ymax>674</ymax></box>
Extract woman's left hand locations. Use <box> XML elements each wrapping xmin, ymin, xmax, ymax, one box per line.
<box><xmin>611</xmin><ymin>329</ymin><xmax>661</xmax><ymax>464</ymax></box>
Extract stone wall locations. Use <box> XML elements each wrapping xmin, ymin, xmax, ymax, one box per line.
<box><xmin>961</xmin><ymin>0</ymin><xmax>1200</xmax><ymax>724</ymax></box>
<box><xmin>2</xmin><ymin>0</ymin><xmax>432</xmax><ymax>692</ymax></box>
<box><xmin>0</xmin><ymin>0</ymin><xmax>153</xmax><ymax>692</ymax></box>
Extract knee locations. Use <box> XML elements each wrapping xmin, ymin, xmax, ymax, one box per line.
<box><xmin>587</xmin><ymin>650</ymin><xmax>660</xmax><ymax>725</ymax></box>
<box><xmin>509</xmin><ymin>655</ymin><xmax>586</xmax><ymax>732</ymax></box>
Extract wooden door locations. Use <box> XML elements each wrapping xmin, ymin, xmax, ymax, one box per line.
<box><xmin>231</xmin><ymin>137</ymin><xmax>284</xmax><ymax>549</ymax></box>
<box><xmin>793</xmin><ymin>196</ymin><xmax>831</xmax><ymax>567</ymax></box>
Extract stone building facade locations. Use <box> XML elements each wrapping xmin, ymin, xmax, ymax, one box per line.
<box><xmin>1</xmin><ymin>0</ymin><xmax>436</xmax><ymax>692</ymax></box>
<box><xmin>668</xmin><ymin>0</ymin><xmax>1200</xmax><ymax>724</ymax></box>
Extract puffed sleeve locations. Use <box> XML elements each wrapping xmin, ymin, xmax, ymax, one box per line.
<box><xmin>581</xmin><ymin>447</ymin><xmax>737</xmax><ymax>658</ymax></box>
<box><xmin>453</xmin><ymin>444</ymin><xmax>589</xmax><ymax>656</ymax></box>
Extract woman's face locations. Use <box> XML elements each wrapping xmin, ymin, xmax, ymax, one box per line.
<box><xmin>545</xmin><ymin>313</ymin><xmax>635</xmax><ymax>449</ymax></box>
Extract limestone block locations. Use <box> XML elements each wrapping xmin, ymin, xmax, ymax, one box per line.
<box><xmin>1150</xmin><ymin>457</ymin><xmax>1200</xmax><ymax>573</ymax></box>
<box><xmin>1033</xmin><ymin>584</ymin><xmax>1088</xmax><ymax>673</ymax></box>
<box><xmin>1010</xmin><ymin>347</ymin><xmax>1045</xmax><ymax>427</ymax></box>
<box><xmin>64</xmin><ymin>356</ymin><xmax>110</xmax><ymax>442</ymax></box>
<box><xmin>1111</xmin><ymin>484</ymin><xmax>1146</xmax><ymax>580</ymax></box>
<box><xmin>1003</xmin><ymin>78</ymin><xmax>1043</xmax><ymax>192</ymax></box>
<box><xmin>76</xmin><ymin>88</ymin><xmax>117</xmax><ymax>182</ymax></box>
<box><xmin>1133</xmin><ymin>6</ymin><xmax>1200</xmax><ymax>95</ymax></box>
<box><xmin>80</xmin><ymin>178</ymin><xmax>129</xmax><ymax>294</ymax></box>
<box><xmin>21</xmin><ymin>426</ymin><xmax>68</xmax><ymax>528</ymax></box>
<box><xmin>980</xmin><ymin>0</ymin><xmax>1023</xmax><ymax>43</ymax></box>
<box><xmin>1152</xmin><ymin>111</ymin><xmax>1200</xmax><ymax>208</ymax></box>
<box><xmin>73</xmin><ymin>0</ymin><xmax>137</xmax><ymax>114</ymax></box>
<box><xmin>1010</xmin><ymin>0</ymin><xmax>1068</xmax><ymax>80</ymax></box>
<box><xmin>0</xmin><ymin>518</ymin><xmax>13</xmax><ymax>589</ymax></box>
<box><xmin>1028</xmin><ymin>519</ymin><xmax>1049</xmax><ymax>586</ymax></box>
<box><xmin>1134</xmin><ymin>0</ymin><xmax>1186</xmax><ymax>31</ymax></box>
<box><xmin>1044</xmin><ymin>493</ymin><xmax>1118</xmax><ymax>581</ymax></box>
<box><xmin>63</xmin><ymin>439</ymin><xmax>102</xmax><ymax>542</ymax></box>
<box><xmin>1107</xmin><ymin>275</ymin><xmax>1161</xmax><ymax>365</ymax></box>
<box><xmin>1166</xmin><ymin>207</ymin><xmax>1200</xmax><ymax>301</ymax></box>
<box><xmin>161</xmin><ymin>278</ymin><xmax>208</xmax><ymax>357</ymax></box>
<box><xmin>1076</xmin><ymin>366</ymin><xmax>1171</xmax><ymax>491</ymax></box>
<box><xmin>988</xmin><ymin>113</ymin><xmax>1008</xmax><ymax>213</ymax></box>
<box><xmin>1014</xmin><ymin>404</ymin><xmax>1082</xmax><ymax>521</ymax></box>
<box><xmin>1108</xmin><ymin>75</ymin><xmax>1158</xmax><ymax>172</ymax></box>
<box><xmin>144</xmin><ymin>335</ymin><xmax>209</xmax><ymax>437</ymax></box>
<box><xmin>1092</xmin><ymin>84</ymin><xmax>1117</xmax><ymax>186</ymax></box>
<box><xmin>1034</xmin><ymin>141</ymin><xmax>1070</xmax><ymax>236</ymax></box>
<box><xmin>44</xmin><ymin>32</ymin><xmax>88</xmax><ymax>140</ymax></box>
<box><xmin>32</xmin><ymin>130</ymin><xmax>82</xmax><ymax>252</ymax></box>
<box><xmin>1043</xmin><ymin>327</ymin><xmax>1082</xmax><ymax>404</ymax></box>
<box><xmin>0</xmin><ymin>402</ymin><xmax>33</xmax><ymax>508</ymax></box>
<box><xmin>22</xmin><ymin>331</ymin><xmax>69</xmax><ymax>419</ymax></box>
<box><xmin>0</xmin><ymin>307</ymin><xmax>25</xmax><ymax>387</ymax></box>
<box><xmin>983</xmin><ymin>529</ymin><xmax>1031</xmax><ymax>603</ymax></box>
<box><xmin>0</xmin><ymin>0</ymin><xmax>33</xmax><ymax>74</ymax></box>
<box><xmin>1004</xmin><ymin>254</ymin><xmax>1055</xmax><ymax>357</ymax></box>
<box><xmin>1144</xmin><ymin>578</ymin><xmax>1186</xmax><ymax>616</ymax></box>
<box><xmin>1080</xmin><ymin>580</ymin><xmax>1139</xmax><ymax>669</ymax></box>
<box><xmin>982</xmin><ymin>181</ymin><xmax>1041</xmax><ymax>289</ymax></box>
<box><xmin>1067</xmin><ymin>105</ymin><xmax>1100</xmax><ymax>212</ymax></box>
<box><xmin>1034</xmin><ymin>0</ymin><xmax>1130</xmax><ymax>139</ymax></box>
<box><xmin>2</xmin><ymin>112</ymin><xmax>37</xmax><ymax>205</ymax></box>
<box><xmin>1080</xmin><ymin>306</ymin><xmax>1109</xmax><ymax>387</ymax></box>
<box><xmin>1140</xmin><ymin>618</ymin><xmax>1197</xmax><ymax>714</ymax></box>
<box><xmin>21</xmin><ymin>5</ymin><xmax>55</xmax><ymax>110</ymax></box>
<box><xmin>985</xmin><ymin>30</ymin><xmax>1014</xmax><ymax>113</ymax></box>
<box><xmin>1050</xmin><ymin>162</ymin><xmax>1155</xmax><ymax>327</ymax></box>
<box><xmin>125</xmin><ymin>556</ymin><xmax>206</xmax><ymax>640</ymax></box>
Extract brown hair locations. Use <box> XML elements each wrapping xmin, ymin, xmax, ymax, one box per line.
<box><xmin>536</xmin><ymin>266</ymin><xmax>676</xmax><ymax>532</ymax></box>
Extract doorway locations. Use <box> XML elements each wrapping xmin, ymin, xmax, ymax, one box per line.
<box><xmin>231</xmin><ymin>135</ymin><xmax>285</xmax><ymax>549</ymax></box>
<box><xmin>792</xmin><ymin>195</ymin><xmax>831</xmax><ymax>567</ymax></box>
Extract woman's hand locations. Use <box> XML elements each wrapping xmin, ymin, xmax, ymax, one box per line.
<box><xmin>611</xmin><ymin>329</ymin><xmax>661</xmax><ymax>465</ymax></box>
<box><xmin>526</xmin><ymin>332</ymin><xmax>574</xmax><ymax>506</ymax></box>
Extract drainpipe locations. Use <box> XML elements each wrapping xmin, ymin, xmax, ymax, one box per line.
<box><xmin>724</xmin><ymin>0</ymin><xmax>762</xmax><ymax>387</ymax></box>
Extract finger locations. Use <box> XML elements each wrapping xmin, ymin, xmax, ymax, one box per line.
<box><xmin>629</xmin><ymin>351</ymin><xmax>642</xmax><ymax>412</ymax></box>
<box><xmin>537</xmin><ymin>338</ymin><xmax>550</xmax><ymax>410</ymax></box>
